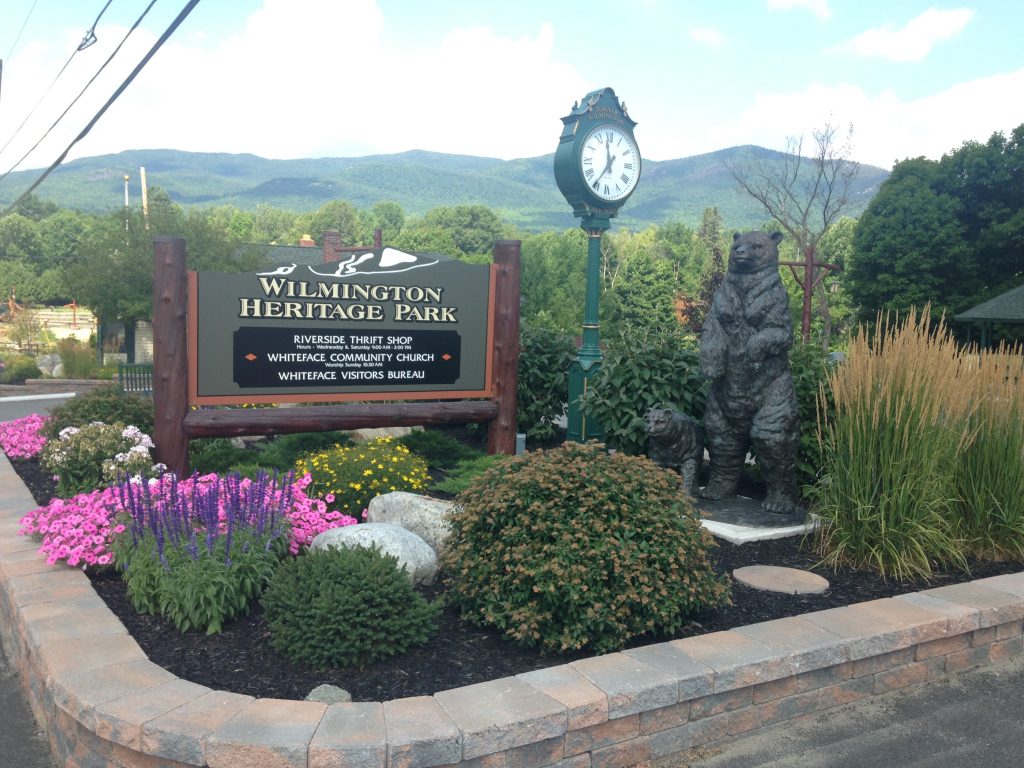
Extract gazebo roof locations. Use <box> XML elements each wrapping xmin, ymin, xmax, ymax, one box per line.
<box><xmin>955</xmin><ymin>283</ymin><xmax>1024</xmax><ymax>323</ymax></box>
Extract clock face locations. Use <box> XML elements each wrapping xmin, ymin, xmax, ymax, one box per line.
<box><xmin>578</xmin><ymin>123</ymin><xmax>640</xmax><ymax>203</ymax></box>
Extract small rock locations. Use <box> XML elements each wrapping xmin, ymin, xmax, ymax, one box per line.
<box><xmin>305</xmin><ymin>684</ymin><xmax>352</xmax><ymax>704</ymax></box>
<box><xmin>311</xmin><ymin>523</ymin><xmax>439</xmax><ymax>585</ymax></box>
<box><xmin>366</xmin><ymin>492</ymin><xmax>453</xmax><ymax>557</ymax></box>
<box><xmin>349</xmin><ymin>426</ymin><xmax>422</xmax><ymax>442</ymax></box>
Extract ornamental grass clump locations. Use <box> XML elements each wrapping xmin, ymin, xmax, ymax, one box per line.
<box><xmin>261</xmin><ymin>546</ymin><xmax>440</xmax><ymax>668</ymax></box>
<box><xmin>951</xmin><ymin>344</ymin><xmax>1024</xmax><ymax>561</ymax></box>
<box><xmin>112</xmin><ymin>471</ymin><xmax>293</xmax><ymax>633</ymax></box>
<box><xmin>810</xmin><ymin>308</ymin><xmax>1024</xmax><ymax>578</ymax></box>
<box><xmin>295</xmin><ymin>437</ymin><xmax>429</xmax><ymax>517</ymax></box>
<box><xmin>442</xmin><ymin>441</ymin><xmax>730</xmax><ymax>654</ymax></box>
<box><xmin>810</xmin><ymin>310</ymin><xmax>974</xmax><ymax>579</ymax></box>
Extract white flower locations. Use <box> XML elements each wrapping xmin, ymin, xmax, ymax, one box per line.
<box><xmin>58</xmin><ymin>427</ymin><xmax>80</xmax><ymax>440</ymax></box>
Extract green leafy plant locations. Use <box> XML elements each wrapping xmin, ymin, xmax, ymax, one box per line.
<box><xmin>45</xmin><ymin>383</ymin><xmax>154</xmax><ymax>439</ymax></box>
<box><xmin>398</xmin><ymin>429</ymin><xmax>482</xmax><ymax>470</ymax></box>
<box><xmin>112</xmin><ymin>472</ymin><xmax>292</xmax><ymax>634</ymax></box>
<box><xmin>261</xmin><ymin>546</ymin><xmax>440</xmax><ymax>668</ymax></box>
<box><xmin>430</xmin><ymin>454</ymin><xmax>509</xmax><ymax>495</ymax></box>
<box><xmin>517</xmin><ymin>324</ymin><xmax>574</xmax><ymax>442</ymax></box>
<box><xmin>442</xmin><ymin>441</ymin><xmax>730</xmax><ymax>653</ymax></box>
<box><xmin>257</xmin><ymin>431</ymin><xmax>352</xmax><ymax>469</ymax></box>
<box><xmin>40</xmin><ymin>422</ymin><xmax>164</xmax><ymax>497</ymax></box>
<box><xmin>787</xmin><ymin>342</ymin><xmax>838</xmax><ymax>495</ymax></box>
<box><xmin>295</xmin><ymin>437</ymin><xmax>430</xmax><ymax>517</ymax></box>
<box><xmin>189</xmin><ymin>437</ymin><xmax>254</xmax><ymax>475</ymax></box>
<box><xmin>0</xmin><ymin>354</ymin><xmax>42</xmax><ymax>383</ymax></box>
<box><xmin>580</xmin><ymin>324</ymin><xmax>706</xmax><ymax>454</ymax></box>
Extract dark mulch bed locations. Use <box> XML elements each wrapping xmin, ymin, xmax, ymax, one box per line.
<box><xmin>10</xmin><ymin>455</ymin><xmax>1022</xmax><ymax>703</ymax></box>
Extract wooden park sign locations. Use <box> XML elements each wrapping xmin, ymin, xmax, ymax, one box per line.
<box><xmin>151</xmin><ymin>237</ymin><xmax>521</xmax><ymax>477</ymax></box>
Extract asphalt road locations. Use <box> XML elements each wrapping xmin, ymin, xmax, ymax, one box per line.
<box><xmin>681</xmin><ymin>654</ymin><xmax>1024</xmax><ymax>768</ymax></box>
<box><xmin>0</xmin><ymin>392</ymin><xmax>75</xmax><ymax>423</ymax></box>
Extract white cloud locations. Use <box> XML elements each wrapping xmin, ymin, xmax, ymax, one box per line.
<box><xmin>767</xmin><ymin>0</ymin><xmax>832</xmax><ymax>21</ymax></box>
<box><xmin>689</xmin><ymin>27</ymin><xmax>724</xmax><ymax>47</ymax></box>
<box><xmin>839</xmin><ymin>8</ymin><xmax>974</xmax><ymax>62</ymax></box>
<box><xmin>0</xmin><ymin>0</ymin><xmax>587</xmax><ymax>170</ymax></box>
<box><xmin>712</xmin><ymin>68</ymin><xmax>1024</xmax><ymax>169</ymax></box>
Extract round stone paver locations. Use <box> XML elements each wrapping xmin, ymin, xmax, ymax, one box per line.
<box><xmin>732</xmin><ymin>565</ymin><xmax>830</xmax><ymax>594</ymax></box>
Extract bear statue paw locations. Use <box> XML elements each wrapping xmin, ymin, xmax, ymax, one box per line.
<box><xmin>760</xmin><ymin>495</ymin><xmax>801</xmax><ymax>516</ymax></box>
<box><xmin>698</xmin><ymin>482</ymin><xmax>736</xmax><ymax>501</ymax></box>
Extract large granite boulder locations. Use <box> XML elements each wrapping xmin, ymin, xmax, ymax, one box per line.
<box><xmin>310</xmin><ymin>523</ymin><xmax>439</xmax><ymax>585</ymax></box>
<box><xmin>365</xmin><ymin>492</ymin><xmax>453</xmax><ymax>557</ymax></box>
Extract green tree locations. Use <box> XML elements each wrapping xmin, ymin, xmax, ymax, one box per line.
<box><xmin>421</xmin><ymin>205</ymin><xmax>510</xmax><ymax>257</ymax></box>
<box><xmin>519</xmin><ymin>229</ymin><xmax>587</xmax><ymax>332</ymax></box>
<box><xmin>391</xmin><ymin>225</ymin><xmax>459</xmax><ymax>256</ymax></box>
<box><xmin>364</xmin><ymin>200</ymin><xmax>406</xmax><ymax>244</ymax></box>
<box><xmin>38</xmin><ymin>209</ymin><xmax>92</xmax><ymax>271</ymax></box>
<box><xmin>610</xmin><ymin>249</ymin><xmax>678</xmax><ymax>331</ymax></box>
<box><xmin>251</xmin><ymin>203</ymin><xmax>296</xmax><ymax>244</ymax></box>
<box><xmin>0</xmin><ymin>213</ymin><xmax>42</xmax><ymax>262</ymax></box>
<box><xmin>297</xmin><ymin>200</ymin><xmax>361</xmax><ymax>245</ymax></box>
<box><xmin>848</xmin><ymin>158</ymin><xmax>970</xmax><ymax>322</ymax></box>
<box><xmin>848</xmin><ymin>125</ymin><xmax>1024</xmax><ymax>338</ymax></box>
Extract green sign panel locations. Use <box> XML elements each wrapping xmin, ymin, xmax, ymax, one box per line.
<box><xmin>189</xmin><ymin>250</ymin><xmax>493</xmax><ymax>404</ymax></box>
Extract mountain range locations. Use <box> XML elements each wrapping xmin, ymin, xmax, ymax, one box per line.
<box><xmin>0</xmin><ymin>146</ymin><xmax>890</xmax><ymax>230</ymax></box>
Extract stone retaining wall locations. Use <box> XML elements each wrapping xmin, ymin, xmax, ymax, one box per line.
<box><xmin>2</xmin><ymin>453</ymin><xmax>1023</xmax><ymax>768</ymax></box>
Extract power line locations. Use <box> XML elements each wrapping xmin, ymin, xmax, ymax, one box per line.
<box><xmin>0</xmin><ymin>0</ymin><xmax>41</xmax><ymax>115</ymax></box>
<box><xmin>0</xmin><ymin>0</ymin><xmax>158</xmax><ymax>183</ymax></box>
<box><xmin>1</xmin><ymin>0</ymin><xmax>202</xmax><ymax>218</ymax></box>
<box><xmin>0</xmin><ymin>0</ymin><xmax>117</xmax><ymax>159</ymax></box>
<box><xmin>4</xmin><ymin>0</ymin><xmax>40</xmax><ymax>61</ymax></box>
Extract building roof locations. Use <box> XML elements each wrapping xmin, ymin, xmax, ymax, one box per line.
<box><xmin>255</xmin><ymin>244</ymin><xmax>325</xmax><ymax>267</ymax></box>
<box><xmin>955</xmin><ymin>283</ymin><xmax>1024</xmax><ymax>323</ymax></box>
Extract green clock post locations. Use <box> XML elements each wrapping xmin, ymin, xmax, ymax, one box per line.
<box><xmin>553</xmin><ymin>87</ymin><xmax>641</xmax><ymax>442</ymax></box>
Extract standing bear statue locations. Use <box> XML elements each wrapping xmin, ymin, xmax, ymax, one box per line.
<box><xmin>698</xmin><ymin>231</ymin><xmax>801</xmax><ymax>515</ymax></box>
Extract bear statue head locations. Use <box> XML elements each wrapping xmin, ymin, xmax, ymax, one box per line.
<box><xmin>728</xmin><ymin>231</ymin><xmax>783</xmax><ymax>274</ymax></box>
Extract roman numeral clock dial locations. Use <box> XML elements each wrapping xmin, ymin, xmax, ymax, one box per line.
<box><xmin>578</xmin><ymin>123</ymin><xmax>640</xmax><ymax>203</ymax></box>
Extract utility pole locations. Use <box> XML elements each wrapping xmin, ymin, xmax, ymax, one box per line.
<box><xmin>140</xmin><ymin>167</ymin><xmax>150</xmax><ymax>229</ymax></box>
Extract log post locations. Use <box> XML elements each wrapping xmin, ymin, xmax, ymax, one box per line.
<box><xmin>487</xmin><ymin>240</ymin><xmax>521</xmax><ymax>455</ymax></box>
<box><xmin>152</xmin><ymin>237</ymin><xmax>189</xmax><ymax>476</ymax></box>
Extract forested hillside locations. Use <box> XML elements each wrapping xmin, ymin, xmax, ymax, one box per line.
<box><xmin>0</xmin><ymin>146</ymin><xmax>889</xmax><ymax>230</ymax></box>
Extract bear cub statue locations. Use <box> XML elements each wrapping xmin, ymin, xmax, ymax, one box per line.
<box><xmin>645</xmin><ymin>408</ymin><xmax>703</xmax><ymax>497</ymax></box>
<box><xmin>698</xmin><ymin>231</ymin><xmax>801</xmax><ymax>515</ymax></box>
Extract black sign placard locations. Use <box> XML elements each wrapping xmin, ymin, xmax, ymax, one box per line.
<box><xmin>232</xmin><ymin>327</ymin><xmax>461</xmax><ymax>388</ymax></box>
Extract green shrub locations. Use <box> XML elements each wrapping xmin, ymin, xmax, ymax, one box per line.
<box><xmin>294</xmin><ymin>437</ymin><xmax>430</xmax><ymax>517</ymax></box>
<box><xmin>45</xmin><ymin>383</ymin><xmax>153</xmax><ymax>439</ymax></box>
<box><xmin>189</xmin><ymin>438</ymin><xmax>254</xmax><ymax>475</ymax></box>
<box><xmin>430</xmin><ymin>454</ymin><xmax>510</xmax><ymax>495</ymax></box>
<box><xmin>579</xmin><ymin>324</ymin><xmax>706</xmax><ymax>455</ymax></box>
<box><xmin>518</xmin><ymin>324</ymin><xmax>574</xmax><ymax>442</ymax></box>
<box><xmin>787</xmin><ymin>342</ymin><xmax>838</xmax><ymax>495</ymax></box>
<box><xmin>0</xmin><ymin>354</ymin><xmax>42</xmax><ymax>383</ymax></box>
<box><xmin>257</xmin><ymin>430</ymin><xmax>351</xmax><ymax>469</ymax></box>
<box><xmin>56</xmin><ymin>338</ymin><xmax>96</xmax><ymax>379</ymax></box>
<box><xmin>261</xmin><ymin>546</ymin><xmax>440</xmax><ymax>668</ymax></box>
<box><xmin>442</xmin><ymin>442</ymin><xmax>730</xmax><ymax>653</ymax></box>
<box><xmin>399</xmin><ymin>429</ymin><xmax>482</xmax><ymax>470</ymax></box>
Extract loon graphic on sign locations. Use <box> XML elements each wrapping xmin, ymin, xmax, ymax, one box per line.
<box><xmin>257</xmin><ymin>248</ymin><xmax>439</xmax><ymax>279</ymax></box>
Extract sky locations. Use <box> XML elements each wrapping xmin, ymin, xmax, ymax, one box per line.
<box><xmin>0</xmin><ymin>0</ymin><xmax>1021</xmax><ymax>191</ymax></box>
